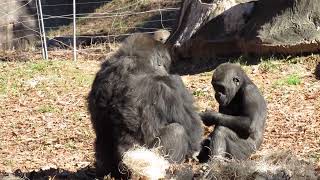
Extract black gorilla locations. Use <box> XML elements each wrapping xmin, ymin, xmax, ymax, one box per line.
<box><xmin>315</xmin><ymin>62</ymin><xmax>320</xmax><ymax>80</ymax></box>
<box><xmin>88</xmin><ymin>33</ymin><xmax>203</xmax><ymax>178</ymax></box>
<box><xmin>198</xmin><ymin>63</ymin><xmax>267</xmax><ymax>162</ymax></box>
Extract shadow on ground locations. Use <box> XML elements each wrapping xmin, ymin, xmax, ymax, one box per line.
<box><xmin>0</xmin><ymin>166</ymin><xmax>97</xmax><ymax>180</ymax></box>
<box><xmin>169</xmin><ymin>52</ymin><xmax>315</xmax><ymax>75</ymax></box>
<box><xmin>41</xmin><ymin>0</ymin><xmax>113</xmax><ymax>28</ymax></box>
<box><xmin>170</xmin><ymin>55</ymin><xmax>267</xmax><ymax>75</ymax></box>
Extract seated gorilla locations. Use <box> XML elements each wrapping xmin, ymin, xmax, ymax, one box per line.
<box><xmin>88</xmin><ymin>33</ymin><xmax>203</xmax><ymax>178</ymax></box>
<box><xmin>197</xmin><ymin>63</ymin><xmax>267</xmax><ymax>162</ymax></box>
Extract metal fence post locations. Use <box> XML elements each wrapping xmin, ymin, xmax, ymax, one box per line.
<box><xmin>73</xmin><ymin>0</ymin><xmax>77</xmax><ymax>61</ymax></box>
<box><xmin>37</xmin><ymin>0</ymin><xmax>48</xmax><ymax>60</ymax></box>
<box><xmin>35</xmin><ymin>0</ymin><xmax>45</xmax><ymax>59</ymax></box>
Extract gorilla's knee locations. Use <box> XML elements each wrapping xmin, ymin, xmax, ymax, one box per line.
<box><xmin>158</xmin><ymin>123</ymin><xmax>189</xmax><ymax>162</ymax></box>
<box><xmin>211</xmin><ymin>126</ymin><xmax>229</xmax><ymax>137</ymax></box>
<box><xmin>166</xmin><ymin>123</ymin><xmax>186</xmax><ymax>136</ymax></box>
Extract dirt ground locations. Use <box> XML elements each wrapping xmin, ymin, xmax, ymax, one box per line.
<box><xmin>0</xmin><ymin>52</ymin><xmax>319</xmax><ymax>178</ymax></box>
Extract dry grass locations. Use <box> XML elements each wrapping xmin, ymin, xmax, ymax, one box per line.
<box><xmin>200</xmin><ymin>150</ymin><xmax>318</xmax><ymax>179</ymax></box>
<box><xmin>0</xmin><ymin>53</ymin><xmax>319</xmax><ymax>178</ymax></box>
<box><xmin>0</xmin><ymin>58</ymin><xmax>99</xmax><ymax>173</ymax></box>
<box><xmin>122</xmin><ymin>146</ymin><xmax>170</xmax><ymax>180</ymax></box>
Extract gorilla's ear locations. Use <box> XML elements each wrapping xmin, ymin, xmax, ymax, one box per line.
<box><xmin>233</xmin><ymin>76</ymin><xmax>240</xmax><ymax>86</ymax></box>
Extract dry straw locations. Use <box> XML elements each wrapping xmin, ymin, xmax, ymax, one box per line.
<box><xmin>122</xmin><ymin>145</ymin><xmax>170</xmax><ymax>180</ymax></box>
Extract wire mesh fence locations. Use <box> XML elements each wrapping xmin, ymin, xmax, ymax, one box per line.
<box><xmin>0</xmin><ymin>0</ymin><xmax>181</xmax><ymax>61</ymax></box>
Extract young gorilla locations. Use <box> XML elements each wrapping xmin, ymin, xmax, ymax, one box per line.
<box><xmin>198</xmin><ymin>63</ymin><xmax>267</xmax><ymax>162</ymax></box>
<box><xmin>88</xmin><ymin>33</ymin><xmax>203</xmax><ymax>178</ymax></box>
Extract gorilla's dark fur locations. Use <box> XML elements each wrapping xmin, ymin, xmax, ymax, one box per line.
<box><xmin>198</xmin><ymin>63</ymin><xmax>267</xmax><ymax>162</ymax></box>
<box><xmin>88</xmin><ymin>33</ymin><xmax>203</xmax><ymax>178</ymax></box>
<box><xmin>315</xmin><ymin>62</ymin><xmax>320</xmax><ymax>80</ymax></box>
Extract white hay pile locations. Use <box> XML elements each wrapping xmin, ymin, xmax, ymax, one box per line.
<box><xmin>122</xmin><ymin>146</ymin><xmax>170</xmax><ymax>180</ymax></box>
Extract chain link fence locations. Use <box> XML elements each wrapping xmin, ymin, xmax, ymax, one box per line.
<box><xmin>0</xmin><ymin>0</ymin><xmax>181</xmax><ymax>60</ymax></box>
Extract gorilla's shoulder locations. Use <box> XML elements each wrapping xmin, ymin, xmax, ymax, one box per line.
<box><xmin>131</xmin><ymin>74</ymin><xmax>194</xmax><ymax>105</ymax></box>
<box><xmin>152</xmin><ymin>75</ymin><xmax>185</xmax><ymax>88</ymax></box>
<box><xmin>242</xmin><ymin>84</ymin><xmax>266</xmax><ymax>109</ymax></box>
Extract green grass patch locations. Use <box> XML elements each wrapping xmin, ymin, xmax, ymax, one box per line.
<box><xmin>71</xmin><ymin>71</ymin><xmax>93</xmax><ymax>87</ymax></box>
<box><xmin>274</xmin><ymin>74</ymin><xmax>302</xmax><ymax>87</ymax></box>
<box><xmin>229</xmin><ymin>55</ymin><xmax>248</xmax><ymax>66</ymax></box>
<box><xmin>0</xmin><ymin>60</ymin><xmax>95</xmax><ymax>97</ymax></box>
<box><xmin>283</xmin><ymin>56</ymin><xmax>303</xmax><ymax>64</ymax></box>
<box><xmin>193</xmin><ymin>89</ymin><xmax>206</xmax><ymax>97</ymax></box>
<box><xmin>37</xmin><ymin>105</ymin><xmax>56</xmax><ymax>113</ymax></box>
<box><xmin>28</xmin><ymin>61</ymin><xmax>51</xmax><ymax>72</ymax></box>
<box><xmin>259</xmin><ymin>59</ymin><xmax>278</xmax><ymax>73</ymax></box>
<box><xmin>65</xmin><ymin>140</ymin><xmax>78</xmax><ymax>150</ymax></box>
<box><xmin>285</xmin><ymin>74</ymin><xmax>301</xmax><ymax>85</ymax></box>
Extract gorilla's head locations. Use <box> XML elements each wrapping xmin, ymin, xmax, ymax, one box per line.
<box><xmin>212</xmin><ymin>63</ymin><xmax>247</xmax><ymax>106</ymax></box>
<box><xmin>121</xmin><ymin>33</ymin><xmax>172</xmax><ymax>74</ymax></box>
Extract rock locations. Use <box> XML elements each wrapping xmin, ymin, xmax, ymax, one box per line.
<box><xmin>168</xmin><ymin>0</ymin><xmax>320</xmax><ymax>58</ymax></box>
<box><xmin>0</xmin><ymin>0</ymin><xmax>38</xmax><ymax>50</ymax></box>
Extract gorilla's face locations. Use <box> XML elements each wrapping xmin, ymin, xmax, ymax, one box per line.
<box><xmin>212</xmin><ymin>65</ymin><xmax>242</xmax><ymax>106</ymax></box>
<box><xmin>212</xmin><ymin>82</ymin><xmax>228</xmax><ymax>106</ymax></box>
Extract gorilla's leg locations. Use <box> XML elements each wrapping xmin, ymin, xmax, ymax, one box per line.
<box><xmin>224</xmin><ymin>129</ymin><xmax>256</xmax><ymax>160</ymax></box>
<box><xmin>92</xmin><ymin>114</ymin><xmax>115</xmax><ymax>178</ymax></box>
<box><xmin>94</xmin><ymin>117</ymin><xmax>139</xmax><ymax>178</ymax></box>
<box><xmin>157</xmin><ymin>123</ymin><xmax>189</xmax><ymax>163</ymax></box>
<box><xmin>208</xmin><ymin>126</ymin><xmax>228</xmax><ymax>157</ymax></box>
<box><xmin>205</xmin><ymin>126</ymin><xmax>256</xmax><ymax>160</ymax></box>
<box><xmin>197</xmin><ymin>126</ymin><xmax>230</xmax><ymax>162</ymax></box>
<box><xmin>197</xmin><ymin>138</ymin><xmax>211</xmax><ymax>163</ymax></box>
<box><xmin>97</xmin><ymin>131</ymin><xmax>141</xmax><ymax>178</ymax></box>
<box><xmin>95</xmin><ymin>136</ymin><xmax>115</xmax><ymax>178</ymax></box>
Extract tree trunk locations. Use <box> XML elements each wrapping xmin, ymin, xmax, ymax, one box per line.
<box><xmin>167</xmin><ymin>0</ymin><xmax>214</xmax><ymax>46</ymax></box>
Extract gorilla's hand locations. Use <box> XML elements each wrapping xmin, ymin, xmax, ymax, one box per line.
<box><xmin>199</xmin><ymin>111</ymin><xmax>219</xmax><ymax>126</ymax></box>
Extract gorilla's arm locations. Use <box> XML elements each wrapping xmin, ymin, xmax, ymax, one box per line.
<box><xmin>200</xmin><ymin>111</ymin><xmax>251</xmax><ymax>136</ymax></box>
